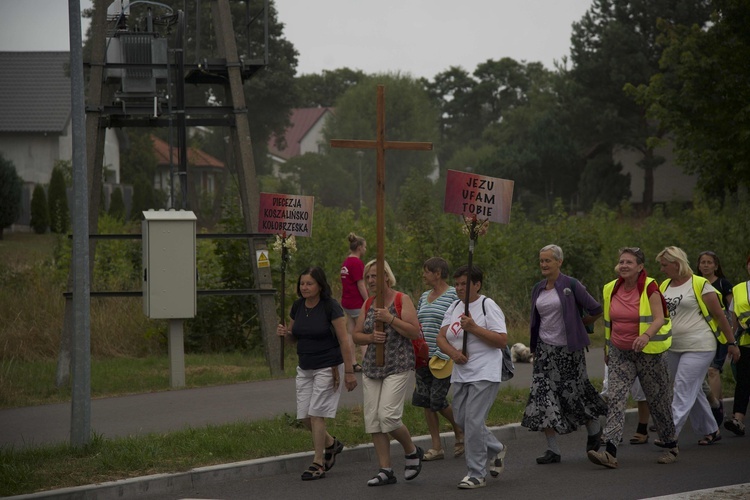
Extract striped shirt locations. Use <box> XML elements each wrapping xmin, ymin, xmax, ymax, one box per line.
<box><xmin>417</xmin><ymin>286</ymin><xmax>459</xmax><ymax>359</ymax></box>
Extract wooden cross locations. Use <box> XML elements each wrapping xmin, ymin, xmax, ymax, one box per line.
<box><xmin>330</xmin><ymin>84</ymin><xmax>432</xmax><ymax>366</ymax></box>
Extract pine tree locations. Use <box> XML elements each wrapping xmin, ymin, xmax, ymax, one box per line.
<box><xmin>48</xmin><ymin>165</ymin><xmax>70</xmax><ymax>234</ymax></box>
<box><xmin>0</xmin><ymin>153</ymin><xmax>22</xmax><ymax>239</ymax></box>
<box><xmin>108</xmin><ymin>187</ymin><xmax>126</xmax><ymax>221</ymax></box>
<box><xmin>130</xmin><ymin>175</ymin><xmax>156</xmax><ymax>220</ymax></box>
<box><xmin>29</xmin><ymin>184</ymin><xmax>49</xmax><ymax>234</ymax></box>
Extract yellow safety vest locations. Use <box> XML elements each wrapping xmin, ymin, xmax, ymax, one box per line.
<box><xmin>732</xmin><ymin>281</ymin><xmax>750</xmax><ymax>347</ymax></box>
<box><xmin>603</xmin><ymin>277</ymin><xmax>672</xmax><ymax>354</ymax></box>
<box><xmin>659</xmin><ymin>275</ymin><xmax>727</xmax><ymax>344</ymax></box>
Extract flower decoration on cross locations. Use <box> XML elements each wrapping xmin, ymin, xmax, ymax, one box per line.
<box><xmin>271</xmin><ymin>232</ymin><xmax>297</xmax><ymax>272</ymax></box>
<box><xmin>461</xmin><ymin>215</ymin><xmax>490</xmax><ymax>241</ymax></box>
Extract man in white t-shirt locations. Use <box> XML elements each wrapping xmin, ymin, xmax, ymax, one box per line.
<box><xmin>437</xmin><ymin>265</ymin><xmax>508</xmax><ymax>489</ymax></box>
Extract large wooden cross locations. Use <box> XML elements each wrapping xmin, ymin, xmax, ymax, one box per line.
<box><xmin>330</xmin><ymin>85</ymin><xmax>432</xmax><ymax>365</ymax></box>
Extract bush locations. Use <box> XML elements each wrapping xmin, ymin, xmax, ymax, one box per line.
<box><xmin>29</xmin><ymin>184</ymin><xmax>49</xmax><ymax>234</ymax></box>
<box><xmin>7</xmin><ymin>176</ymin><xmax>750</xmax><ymax>362</ymax></box>
<box><xmin>0</xmin><ymin>153</ymin><xmax>22</xmax><ymax>238</ymax></box>
<box><xmin>108</xmin><ymin>187</ymin><xmax>126</xmax><ymax>221</ymax></box>
<box><xmin>186</xmin><ymin>187</ymin><xmax>259</xmax><ymax>353</ymax></box>
<box><xmin>130</xmin><ymin>176</ymin><xmax>156</xmax><ymax>221</ymax></box>
<box><xmin>48</xmin><ymin>166</ymin><xmax>69</xmax><ymax>234</ymax></box>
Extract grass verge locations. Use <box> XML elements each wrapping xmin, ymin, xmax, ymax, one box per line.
<box><xmin>0</xmin><ymin>352</ymin><xmax>299</xmax><ymax>409</ymax></box>
<box><xmin>0</xmin><ymin>386</ymin><xmax>527</xmax><ymax>496</ymax></box>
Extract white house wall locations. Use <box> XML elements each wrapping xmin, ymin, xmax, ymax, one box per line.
<box><xmin>0</xmin><ymin>133</ymin><xmax>61</xmax><ymax>184</ymax></box>
<box><xmin>103</xmin><ymin>129</ymin><xmax>121</xmax><ymax>183</ymax></box>
<box><xmin>299</xmin><ymin>111</ymin><xmax>331</xmax><ymax>155</ymax></box>
<box><xmin>1</xmin><ymin>123</ymin><xmax>120</xmax><ymax>186</ymax></box>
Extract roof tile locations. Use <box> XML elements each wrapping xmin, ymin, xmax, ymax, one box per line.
<box><xmin>0</xmin><ymin>52</ymin><xmax>71</xmax><ymax>133</ymax></box>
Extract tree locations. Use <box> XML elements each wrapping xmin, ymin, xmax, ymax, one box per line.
<box><xmin>569</xmin><ymin>0</ymin><xmax>712</xmax><ymax>212</ymax></box>
<box><xmin>295</xmin><ymin>68</ymin><xmax>367</xmax><ymax>108</ymax></box>
<box><xmin>280</xmin><ymin>153</ymin><xmax>357</xmax><ymax>209</ymax></box>
<box><xmin>0</xmin><ymin>153</ymin><xmax>22</xmax><ymax>239</ymax></box>
<box><xmin>481</xmin><ymin>98</ymin><xmax>583</xmax><ymax>214</ymax></box>
<box><xmin>323</xmin><ymin>73</ymin><xmax>439</xmax><ymax>208</ymax></box>
<box><xmin>629</xmin><ymin>0</ymin><xmax>750</xmax><ymax>199</ymax></box>
<box><xmin>431</xmin><ymin>64</ymin><xmax>588</xmax><ymax>215</ymax></box>
<box><xmin>48</xmin><ymin>165</ymin><xmax>70</xmax><ymax>234</ymax></box>
<box><xmin>223</xmin><ymin>0</ymin><xmax>299</xmax><ymax>175</ymax></box>
<box><xmin>131</xmin><ymin>176</ymin><xmax>159</xmax><ymax>220</ymax></box>
<box><xmin>120</xmin><ymin>129</ymin><xmax>158</xmax><ymax>185</ymax></box>
<box><xmin>108</xmin><ymin>187</ymin><xmax>126</xmax><ymax>221</ymax></box>
<box><xmin>578</xmin><ymin>146</ymin><xmax>632</xmax><ymax>210</ymax></box>
<box><xmin>30</xmin><ymin>184</ymin><xmax>49</xmax><ymax>234</ymax></box>
<box><xmin>421</xmin><ymin>66</ymin><xmax>479</xmax><ymax>168</ymax></box>
<box><xmin>423</xmin><ymin>59</ymin><xmax>553</xmax><ymax>170</ymax></box>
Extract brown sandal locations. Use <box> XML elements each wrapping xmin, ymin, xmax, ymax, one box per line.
<box><xmin>301</xmin><ymin>462</ymin><xmax>325</xmax><ymax>481</ymax></box>
<box><xmin>629</xmin><ymin>432</ymin><xmax>648</xmax><ymax>445</ymax></box>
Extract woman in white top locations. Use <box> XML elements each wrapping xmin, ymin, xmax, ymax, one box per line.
<box><xmin>656</xmin><ymin>246</ymin><xmax>739</xmax><ymax>445</ymax></box>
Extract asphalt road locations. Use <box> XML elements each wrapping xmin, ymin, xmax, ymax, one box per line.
<box><xmin>138</xmin><ymin>422</ymin><xmax>749</xmax><ymax>500</ymax></box>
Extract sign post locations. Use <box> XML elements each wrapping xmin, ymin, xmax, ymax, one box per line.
<box><xmin>444</xmin><ymin>169</ymin><xmax>514</xmax><ymax>355</ymax></box>
<box><xmin>258</xmin><ymin>192</ymin><xmax>314</xmax><ymax>370</ymax></box>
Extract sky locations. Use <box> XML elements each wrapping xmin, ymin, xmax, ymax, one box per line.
<box><xmin>0</xmin><ymin>0</ymin><xmax>594</xmax><ymax>79</ymax></box>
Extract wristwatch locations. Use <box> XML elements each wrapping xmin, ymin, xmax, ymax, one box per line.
<box><xmin>729</xmin><ymin>341</ymin><xmax>738</xmax><ymax>346</ymax></box>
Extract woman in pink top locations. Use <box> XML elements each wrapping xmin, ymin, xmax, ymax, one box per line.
<box><xmin>588</xmin><ymin>247</ymin><xmax>678</xmax><ymax>469</ymax></box>
<box><xmin>341</xmin><ymin>232</ymin><xmax>368</xmax><ymax>371</ymax></box>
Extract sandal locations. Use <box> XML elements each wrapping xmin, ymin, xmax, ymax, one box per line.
<box><xmin>629</xmin><ymin>432</ymin><xmax>649</xmax><ymax>445</ymax></box>
<box><xmin>489</xmin><ymin>445</ymin><xmax>507</xmax><ymax>477</ymax></box>
<box><xmin>657</xmin><ymin>447</ymin><xmax>679</xmax><ymax>464</ymax></box>
<box><xmin>724</xmin><ymin>418</ymin><xmax>746</xmax><ymax>436</ymax></box>
<box><xmin>422</xmin><ymin>448</ymin><xmax>444</xmax><ymax>461</ymax></box>
<box><xmin>698</xmin><ymin>430</ymin><xmax>721</xmax><ymax>445</ymax></box>
<box><xmin>367</xmin><ymin>468</ymin><xmax>397</xmax><ymax>486</ymax></box>
<box><xmin>404</xmin><ymin>446</ymin><xmax>423</xmax><ymax>481</ymax></box>
<box><xmin>352</xmin><ymin>363</ymin><xmax>363</xmax><ymax>372</ymax></box>
<box><xmin>454</xmin><ymin>438</ymin><xmax>465</xmax><ymax>457</ymax></box>
<box><xmin>457</xmin><ymin>476</ymin><xmax>486</xmax><ymax>489</ymax></box>
<box><xmin>301</xmin><ymin>462</ymin><xmax>325</xmax><ymax>481</ymax></box>
<box><xmin>324</xmin><ymin>437</ymin><xmax>344</xmax><ymax>471</ymax></box>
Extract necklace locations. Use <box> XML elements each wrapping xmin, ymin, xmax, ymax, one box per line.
<box><xmin>304</xmin><ymin>302</ymin><xmax>318</xmax><ymax>317</ymax></box>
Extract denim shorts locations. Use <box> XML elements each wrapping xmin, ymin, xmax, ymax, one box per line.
<box><xmin>343</xmin><ymin>308</ymin><xmax>360</xmax><ymax>318</ymax></box>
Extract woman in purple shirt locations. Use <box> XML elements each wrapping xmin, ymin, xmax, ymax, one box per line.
<box><xmin>521</xmin><ymin>244</ymin><xmax>607</xmax><ymax>465</ymax></box>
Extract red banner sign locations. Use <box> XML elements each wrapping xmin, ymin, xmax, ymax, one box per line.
<box><xmin>443</xmin><ymin>170</ymin><xmax>513</xmax><ymax>224</ymax></box>
<box><xmin>258</xmin><ymin>193</ymin><xmax>314</xmax><ymax>237</ymax></box>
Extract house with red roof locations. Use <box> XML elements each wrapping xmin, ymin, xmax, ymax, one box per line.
<box><xmin>151</xmin><ymin>135</ymin><xmax>224</xmax><ymax>197</ymax></box>
<box><xmin>267</xmin><ymin>107</ymin><xmax>333</xmax><ymax>172</ymax></box>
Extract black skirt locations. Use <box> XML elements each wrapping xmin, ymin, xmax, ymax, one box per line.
<box><xmin>521</xmin><ymin>340</ymin><xmax>607</xmax><ymax>434</ymax></box>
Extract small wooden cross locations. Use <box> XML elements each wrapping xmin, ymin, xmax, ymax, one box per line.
<box><xmin>330</xmin><ymin>84</ymin><xmax>432</xmax><ymax>366</ymax></box>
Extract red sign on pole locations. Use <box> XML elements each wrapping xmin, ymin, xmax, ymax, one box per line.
<box><xmin>258</xmin><ymin>193</ymin><xmax>314</xmax><ymax>237</ymax></box>
<box><xmin>443</xmin><ymin>170</ymin><xmax>514</xmax><ymax>224</ymax></box>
